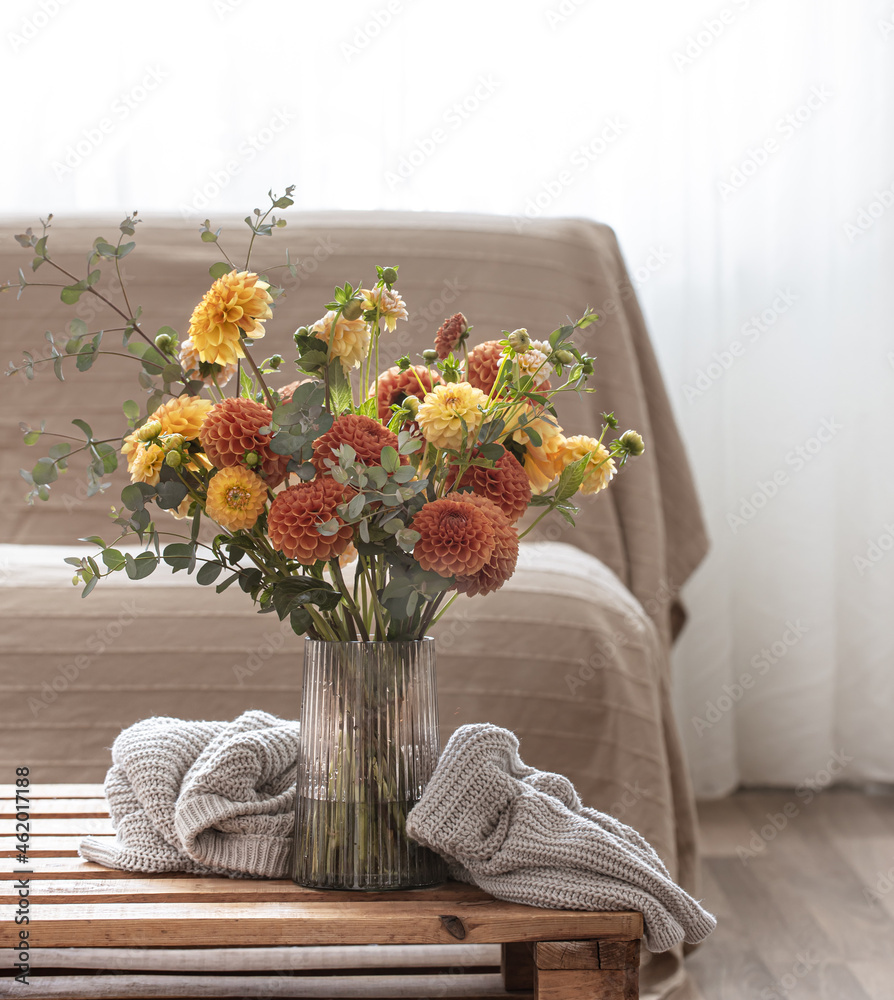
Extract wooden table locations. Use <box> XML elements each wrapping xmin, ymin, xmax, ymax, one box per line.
<box><xmin>1</xmin><ymin>783</ymin><xmax>643</xmax><ymax>999</ymax></box>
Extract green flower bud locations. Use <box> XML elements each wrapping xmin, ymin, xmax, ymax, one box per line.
<box><xmin>421</xmin><ymin>349</ymin><xmax>439</xmax><ymax>363</ymax></box>
<box><xmin>619</xmin><ymin>430</ymin><xmax>645</xmax><ymax>456</ymax></box>
<box><xmin>137</xmin><ymin>419</ymin><xmax>162</xmax><ymax>442</ymax></box>
<box><xmin>72</xmin><ymin>574</ymin><xmax>80</xmax><ymax>586</ymax></box>
<box><xmin>342</xmin><ymin>299</ymin><xmax>364</xmax><ymax>321</ymax></box>
<box><xmin>244</xmin><ymin>451</ymin><xmax>260</xmax><ymax>468</ymax></box>
<box><xmin>403</xmin><ymin>396</ymin><xmax>420</xmax><ymax>416</ymax></box>
<box><xmin>554</xmin><ymin>349</ymin><xmax>575</xmax><ymax>365</ymax></box>
<box><xmin>265</xmin><ymin>354</ymin><xmax>284</xmax><ymax>370</ymax></box>
<box><xmin>507</xmin><ymin>328</ymin><xmax>531</xmax><ymax>352</ymax></box>
<box><xmin>160</xmin><ymin>433</ymin><xmax>185</xmax><ymax>452</ymax></box>
<box><xmin>581</xmin><ymin>359</ymin><xmax>594</xmax><ymax>375</ymax></box>
<box><xmin>381</xmin><ymin>266</ymin><xmax>398</xmax><ymax>285</ymax></box>
<box><xmin>154</xmin><ymin>332</ymin><xmax>175</xmax><ymax>353</ymax></box>
<box><xmin>165</xmin><ymin>450</ymin><xmax>182</xmax><ymax>468</ymax></box>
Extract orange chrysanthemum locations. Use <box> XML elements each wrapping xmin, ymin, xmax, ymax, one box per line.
<box><xmin>199</xmin><ymin>397</ymin><xmax>289</xmax><ymax>487</ymax></box>
<box><xmin>454</xmin><ymin>494</ymin><xmax>519</xmax><ymax>597</ymax></box>
<box><xmin>448</xmin><ymin>449</ymin><xmax>532</xmax><ymax>524</ymax></box>
<box><xmin>434</xmin><ymin>313</ymin><xmax>469</xmax><ymax>360</ymax></box>
<box><xmin>465</xmin><ymin>340</ymin><xmax>505</xmax><ymax>393</ymax></box>
<box><xmin>187</xmin><ymin>270</ymin><xmax>273</xmax><ymax>367</ymax></box>
<box><xmin>312</xmin><ymin>413</ymin><xmax>402</xmax><ymax>472</ymax></box>
<box><xmin>267</xmin><ymin>478</ymin><xmax>354</xmax><ymax>565</ymax></box>
<box><xmin>375</xmin><ymin>365</ymin><xmax>442</xmax><ymax>422</ymax></box>
<box><xmin>410</xmin><ymin>494</ymin><xmax>496</xmax><ymax>578</ymax></box>
<box><xmin>205</xmin><ymin>466</ymin><xmax>268</xmax><ymax>532</ymax></box>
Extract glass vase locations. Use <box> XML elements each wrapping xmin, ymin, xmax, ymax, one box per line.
<box><xmin>293</xmin><ymin>637</ymin><xmax>447</xmax><ymax>890</ymax></box>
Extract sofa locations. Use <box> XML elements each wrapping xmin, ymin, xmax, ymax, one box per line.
<box><xmin>0</xmin><ymin>210</ymin><xmax>708</xmax><ymax>997</ymax></box>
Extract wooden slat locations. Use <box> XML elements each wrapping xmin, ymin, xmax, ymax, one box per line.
<box><xmin>501</xmin><ymin>941</ymin><xmax>534</xmax><ymax>991</ymax></box>
<box><xmin>0</xmin><ymin>798</ymin><xmax>108</xmax><ymax>819</ymax></box>
<box><xmin>0</xmin><ymin>817</ymin><xmax>114</xmax><ymax>835</ymax></box>
<box><xmin>3</xmin><ymin>877</ymin><xmax>501</xmax><ymax>905</ymax></box>
<box><xmin>535</xmin><ymin>940</ymin><xmax>601</xmax><ymax>970</ymax></box>
<box><xmin>0</xmin><ymin>972</ymin><xmax>528</xmax><ymax>999</ymax></box>
<box><xmin>0</xmin><ymin>783</ymin><xmax>105</xmax><ymax>798</ymax></box>
<box><xmin>1</xmin><ymin>834</ymin><xmax>109</xmax><ymax>856</ymax></box>
<box><xmin>0</xmin><ymin>857</ymin><xmax>184</xmax><ymax>879</ymax></box>
<box><xmin>533</xmin><ymin>968</ymin><xmax>627</xmax><ymax>1000</ymax></box>
<box><xmin>27</xmin><ymin>943</ymin><xmax>502</xmax><ymax>972</ymax></box>
<box><xmin>0</xmin><ymin>900</ymin><xmax>643</xmax><ymax>948</ymax></box>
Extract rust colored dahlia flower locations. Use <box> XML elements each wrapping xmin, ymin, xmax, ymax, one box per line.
<box><xmin>187</xmin><ymin>270</ymin><xmax>273</xmax><ymax>367</ymax></box>
<box><xmin>375</xmin><ymin>365</ymin><xmax>442</xmax><ymax>422</ymax></box>
<box><xmin>416</xmin><ymin>382</ymin><xmax>488</xmax><ymax>452</ymax></box>
<box><xmin>448</xmin><ymin>449</ymin><xmax>531</xmax><ymax>524</ymax></box>
<box><xmin>310</xmin><ymin>311</ymin><xmax>370</xmax><ymax>372</ymax></box>
<box><xmin>205</xmin><ymin>466</ymin><xmax>267</xmax><ymax>532</ymax></box>
<box><xmin>267</xmin><ymin>478</ymin><xmax>354</xmax><ymax>565</ymax></box>
<box><xmin>410</xmin><ymin>494</ymin><xmax>496</xmax><ymax>578</ymax></box>
<box><xmin>434</xmin><ymin>313</ymin><xmax>469</xmax><ymax>360</ymax></box>
<box><xmin>465</xmin><ymin>340</ymin><xmax>505</xmax><ymax>393</ymax></box>
<box><xmin>454</xmin><ymin>494</ymin><xmax>519</xmax><ymax>597</ymax></box>
<box><xmin>179</xmin><ymin>338</ymin><xmax>237</xmax><ymax>389</ymax></box>
<box><xmin>199</xmin><ymin>397</ymin><xmax>289</xmax><ymax>487</ymax></box>
<box><xmin>312</xmin><ymin>414</ymin><xmax>402</xmax><ymax>472</ymax></box>
<box><xmin>560</xmin><ymin>435</ymin><xmax>617</xmax><ymax>495</ymax></box>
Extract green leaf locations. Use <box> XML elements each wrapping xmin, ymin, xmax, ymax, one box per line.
<box><xmin>72</xmin><ymin>418</ymin><xmax>93</xmax><ymax>438</ymax></box>
<box><xmin>81</xmin><ymin>575</ymin><xmax>99</xmax><ymax>598</ymax></box>
<box><xmin>554</xmin><ymin>453</ymin><xmax>590</xmax><ymax>502</ymax></box>
<box><xmin>69</xmin><ymin>319</ymin><xmax>88</xmax><ymax>338</ymax></box>
<box><xmin>196</xmin><ymin>561</ymin><xmax>223</xmax><ymax>585</ymax></box>
<box><xmin>163</xmin><ymin>542</ymin><xmax>195</xmax><ymax>572</ymax></box>
<box><xmin>121</xmin><ymin>484</ymin><xmax>145</xmax><ymax>511</ymax></box>
<box><xmin>118</xmin><ymin>241</ymin><xmax>136</xmax><ymax>258</ymax></box>
<box><xmin>101</xmin><ymin>548</ymin><xmax>127</xmax><ymax>572</ymax></box>
<box><xmin>345</xmin><ymin>492</ymin><xmax>366</xmax><ymax>520</ymax></box>
<box><xmin>200</xmin><ymin>230</ymin><xmax>218</xmax><ymax>243</ymax></box>
<box><xmin>79</xmin><ymin>535</ymin><xmax>106</xmax><ymax>547</ymax></box>
<box><xmin>209</xmin><ymin>261</ymin><xmax>231</xmax><ymax>280</ymax></box>
<box><xmin>48</xmin><ymin>442</ymin><xmax>71</xmax><ymax>461</ymax></box>
<box><xmin>155</xmin><ymin>480</ymin><xmax>188</xmax><ymax>510</ymax></box>
<box><xmin>396</xmin><ymin>528</ymin><xmax>421</xmax><ymax>553</ymax></box>
<box><xmin>326</xmin><ymin>359</ymin><xmax>353</xmax><ymax>415</ymax></box>
<box><xmin>31</xmin><ymin>459</ymin><xmax>58</xmax><ymax>485</ymax></box>
<box><xmin>76</xmin><ymin>343</ymin><xmax>97</xmax><ymax>371</ymax></box>
<box><xmin>289</xmin><ymin>608</ymin><xmax>313</xmax><ymax>636</ymax></box>
<box><xmin>122</xmin><ymin>399</ymin><xmax>140</xmax><ymax>421</ymax></box>
<box><xmin>478</xmin><ymin>443</ymin><xmax>505</xmax><ymax>462</ymax></box>
<box><xmin>23</xmin><ymin>429</ymin><xmax>41</xmax><ymax>446</ymax></box>
<box><xmin>216</xmin><ymin>572</ymin><xmax>241</xmax><ymax>593</ymax></box>
<box><xmin>125</xmin><ymin>552</ymin><xmax>158</xmax><ymax>580</ymax></box>
<box><xmin>379</xmin><ymin>446</ymin><xmax>400</xmax><ymax>474</ymax></box>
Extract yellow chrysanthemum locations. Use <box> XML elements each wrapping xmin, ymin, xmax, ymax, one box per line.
<box><xmin>503</xmin><ymin>404</ymin><xmax>566</xmax><ymax>494</ymax></box>
<box><xmin>310</xmin><ymin>311</ymin><xmax>371</xmax><ymax>372</ymax></box>
<box><xmin>417</xmin><ymin>382</ymin><xmax>489</xmax><ymax>452</ymax></box>
<box><xmin>560</xmin><ymin>435</ymin><xmax>617</xmax><ymax>495</ymax></box>
<box><xmin>121</xmin><ymin>437</ymin><xmax>165</xmax><ymax>485</ymax></box>
<box><xmin>187</xmin><ymin>270</ymin><xmax>273</xmax><ymax>367</ymax></box>
<box><xmin>361</xmin><ymin>286</ymin><xmax>409</xmax><ymax>332</ymax></box>
<box><xmin>179</xmin><ymin>337</ymin><xmax>238</xmax><ymax>388</ymax></box>
<box><xmin>205</xmin><ymin>466</ymin><xmax>268</xmax><ymax>532</ymax></box>
<box><xmin>152</xmin><ymin>395</ymin><xmax>212</xmax><ymax>441</ymax></box>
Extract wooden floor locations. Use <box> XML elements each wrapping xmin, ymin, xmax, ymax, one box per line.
<box><xmin>674</xmin><ymin>790</ymin><xmax>894</xmax><ymax>1000</ymax></box>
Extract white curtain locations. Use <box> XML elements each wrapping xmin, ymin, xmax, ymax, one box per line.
<box><xmin>4</xmin><ymin>0</ymin><xmax>892</xmax><ymax>795</ymax></box>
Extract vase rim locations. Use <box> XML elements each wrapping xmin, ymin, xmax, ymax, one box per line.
<box><xmin>303</xmin><ymin>635</ymin><xmax>435</xmax><ymax>645</ymax></box>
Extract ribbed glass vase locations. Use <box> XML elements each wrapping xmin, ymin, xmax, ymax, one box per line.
<box><xmin>293</xmin><ymin>637</ymin><xmax>447</xmax><ymax>890</ymax></box>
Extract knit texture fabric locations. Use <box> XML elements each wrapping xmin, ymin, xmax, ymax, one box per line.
<box><xmin>79</xmin><ymin>710</ymin><xmax>300</xmax><ymax>879</ymax></box>
<box><xmin>405</xmin><ymin>723</ymin><xmax>717</xmax><ymax>953</ymax></box>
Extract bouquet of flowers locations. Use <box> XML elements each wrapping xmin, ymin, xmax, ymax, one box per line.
<box><xmin>6</xmin><ymin>188</ymin><xmax>643</xmax><ymax>642</ymax></box>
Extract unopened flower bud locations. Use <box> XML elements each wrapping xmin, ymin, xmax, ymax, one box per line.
<box><xmin>581</xmin><ymin>359</ymin><xmax>594</xmax><ymax>375</ymax></box>
<box><xmin>265</xmin><ymin>354</ymin><xmax>284</xmax><ymax>370</ymax></box>
<box><xmin>381</xmin><ymin>266</ymin><xmax>398</xmax><ymax>285</ymax></box>
<box><xmin>293</xmin><ymin>327</ymin><xmax>310</xmax><ymax>345</ymax></box>
<box><xmin>160</xmin><ymin>433</ymin><xmax>184</xmax><ymax>452</ymax></box>
<box><xmin>554</xmin><ymin>349</ymin><xmax>575</xmax><ymax>365</ymax></box>
<box><xmin>137</xmin><ymin>419</ymin><xmax>162</xmax><ymax>442</ymax></box>
<box><xmin>421</xmin><ymin>349</ymin><xmax>439</xmax><ymax>363</ymax></box>
<box><xmin>72</xmin><ymin>574</ymin><xmax>80</xmax><ymax>586</ymax></box>
<box><xmin>244</xmin><ymin>451</ymin><xmax>260</xmax><ymax>468</ymax></box>
<box><xmin>154</xmin><ymin>332</ymin><xmax>176</xmax><ymax>353</ymax></box>
<box><xmin>620</xmin><ymin>430</ymin><xmax>645</xmax><ymax>456</ymax></box>
<box><xmin>403</xmin><ymin>396</ymin><xmax>420</xmax><ymax>417</ymax></box>
<box><xmin>165</xmin><ymin>450</ymin><xmax>182</xmax><ymax>468</ymax></box>
<box><xmin>343</xmin><ymin>299</ymin><xmax>364</xmax><ymax>321</ymax></box>
<box><xmin>507</xmin><ymin>328</ymin><xmax>532</xmax><ymax>352</ymax></box>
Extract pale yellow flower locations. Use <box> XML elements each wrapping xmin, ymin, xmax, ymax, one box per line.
<box><xmin>417</xmin><ymin>381</ymin><xmax>488</xmax><ymax>452</ymax></box>
<box><xmin>187</xmin><ymin>270</ymin><xmax>273</xmax><ymax>367</ymax></box>
<box><xmin>503</xmin><ymin>347</ymin><xmax>551</xmax><ymax>387</ymax></box>
<box><xmin>205</xmin><ymin>466</ymin><xmax>268</xmax><ymax>532</ymax></box>
<box><xmin>179</xmin><ymin>337</ymin><xmax>237</xmax><ymax>388</ymax></box>
<box><xmin>310</xmin><ymin>311</ymin><xmax>371</xmax><ymax>372</ymax></box>
<box><xmin>361</xmin><ymin>286</ymin><xmax>409</xmax><ymax>332</ymax></box>
<box><xmin>560</xmin><ymin>434</ymin><xmax>617</xmax><ymax>495</ymax></box>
